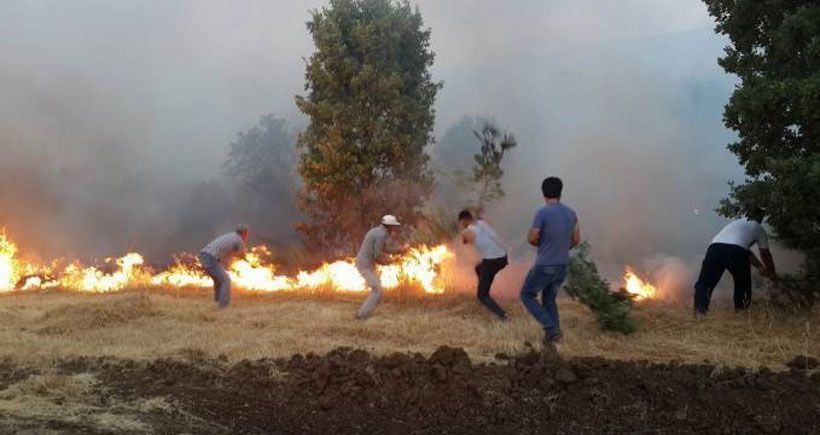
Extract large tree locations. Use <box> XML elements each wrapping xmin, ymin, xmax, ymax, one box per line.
<box><xmin>295</xmin><ymin>0</ymin><xmax>441</xmax><ymax>252</ymax></box>
<box><xmin>705</xmin><ymin>1</ymin><xmax>820</xmax><ymax>281</ymax></box>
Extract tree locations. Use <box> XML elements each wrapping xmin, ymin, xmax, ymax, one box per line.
<box><xmin>430</xmin><ymin>117</ymin><xmax>515</xmax><ymax>212</ymax></box>
<box><xmin>471</xmin><ymin>121</ymin><xmax>516</xmax><ymax>211</ymax></box>
<box><xmin>295</xmin><ymin>0</ymin><xmax>441</xmax><ymax>252</ymax></box>
<box><xmin>224</xmin><ymin>115</ymin><xmax>301</xmax><ymax>246</ymax></box>
<box><xmin>225</xmin><ymin>115</ymin><xmax>296</xmax><ymax>197</ymax></box>
<box><xmin>705</xmin><ymin>1</ymin><xmax>820</xmax><ymax>299</ymax></box>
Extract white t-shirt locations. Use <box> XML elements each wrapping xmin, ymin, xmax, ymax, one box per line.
<box><xmin>711</xmin><ymin>219</ymin><xmax>769</xmax><ymax>250</ymax></box>
<box><xmin>468</xmin><ymin>220</ymin><xmax>507</xmax><ymax>260</ymax></box>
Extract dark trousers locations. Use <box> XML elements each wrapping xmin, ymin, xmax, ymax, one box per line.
<box><xmin>694</xmin><ymin>243</ymin><xmax>751</xmax><ymax>313</ymax></box>
<box><xmin>475</xmin><ymin>256</ymin><xmax>508</xmax><ymax>319</ymax></box>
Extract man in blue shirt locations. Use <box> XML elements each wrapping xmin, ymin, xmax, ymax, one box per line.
<box><xmin>520</xmin><ymin>177</ymin><xmax>580</xmax><ymax>344</ymax></box>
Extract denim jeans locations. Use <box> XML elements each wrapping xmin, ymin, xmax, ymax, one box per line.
<box><xmin>520</xmin><ymin>264</ymin><xmax>568</xmax><ymax>338</ymax></box>
<box><xmin>198</xmin><ymin>252</ymin><xmax>231</xmax><ymax>308</ymax></box>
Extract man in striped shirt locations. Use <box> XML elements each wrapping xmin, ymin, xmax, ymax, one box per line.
<box><xmin>198</xmin><ymin>224</ymin><xmax>249</xmax><ymax>308</ymax></box>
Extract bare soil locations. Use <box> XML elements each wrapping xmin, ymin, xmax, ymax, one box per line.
<box><xmin>3</xmin><ymin>347</ymin><xmax>817</xmax><ymax>434</ymax></box>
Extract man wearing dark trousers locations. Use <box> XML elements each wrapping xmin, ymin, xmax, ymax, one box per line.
<box><xmin>458</xmin><ymin>210</ymin><xmax>509</xmax><ymax>320</ymax></box>
<box><xmin>693</xmin><ymin>211</ymin><xmax>776</xmax><ymax>315</ymax></box>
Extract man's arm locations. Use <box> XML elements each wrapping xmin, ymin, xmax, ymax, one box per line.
<box><xmin>759</xmin><ymin>248</ymin><xmax>777</xmax><ymax>281</ymax></box>
<box><xmin>749</xmin><ymin>252</ymin><xmax>763</xmax><ymax>270</ymax></box>
<box><xmin>527</xmin><ymin>228</ymin><xmax>540</xmax><ymax>246</ymax></box>
<box><xmin>571</xmin><ymin>221</ymin><xmax>581</xmax><ymax>248</ymax></box>
<box><xmin>461</xmin><ymin>228</ymin><xmax>476</xmax><ymax>245</ymax></box>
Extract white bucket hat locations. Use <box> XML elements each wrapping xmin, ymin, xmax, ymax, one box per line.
<box><xmin>381</xmin><ymin>214</ymin><xmax>402</xmax><ymax>226</ymax></box>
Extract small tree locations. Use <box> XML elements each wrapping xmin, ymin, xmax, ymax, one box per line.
<box><xmin>471</xmin><ymin>121</ymin><xmax>516</xmax><ymax>211</ymax></box>
<box><xmin>564</xmin><ymin>242</ymin><xmax>637</xmax><ymax>334</ymax></box>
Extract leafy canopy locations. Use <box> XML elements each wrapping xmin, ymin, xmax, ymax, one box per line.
<box><xmin>705</xmin><ymin>1</ymin><xmax>820</xmax><ymax>282</ymax></box>
<box><xmin>295</xmin><ymin>0</ymin><xmax>441</xmax><ymax>252</ymax></box>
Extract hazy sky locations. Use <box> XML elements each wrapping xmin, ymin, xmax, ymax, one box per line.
<box><xmin>0</xmin><ymin>0</ymin><xmax>715</xmax><ymax>174</ymax></box>
<box><xmin>2</xmin><ymin>0</ymin><xmax>792</xmax><ymax>293</ymax></box>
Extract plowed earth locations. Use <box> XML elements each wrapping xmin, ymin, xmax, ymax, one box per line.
<box><xmin>3</xmin><ymin>348</ymin><xmax>818</xmax><ymax>434</ymax></box>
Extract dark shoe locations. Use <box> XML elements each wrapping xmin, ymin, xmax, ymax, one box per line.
<box><xmin>544</xmin><ymin>332</ymin><xmax>563</xmax><ymax>344</ymax></box>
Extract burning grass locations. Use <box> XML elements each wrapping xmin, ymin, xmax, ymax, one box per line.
<box><xmin>0</xmin><ymin>288</ymin><xmax>816</xmax><ymax>370</ymax></box>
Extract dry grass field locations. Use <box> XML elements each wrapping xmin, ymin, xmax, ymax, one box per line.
<box><xmin>0</xmin><ymin>288</ymin><xmax>815</xmax><ymax>369</ymax></box>
<box><xmin>0</xmin><ymin>288</ymin><xmax>817</xmax><ymax>433</ymax></box>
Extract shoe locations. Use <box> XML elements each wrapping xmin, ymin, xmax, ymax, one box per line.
<box><xmin>544</xmin><ymin>332</ymin><xmax>563</xmax><ymax>344</ymax></box>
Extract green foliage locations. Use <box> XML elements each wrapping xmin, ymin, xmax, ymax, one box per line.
<box><xmin>564</xmin><ymin>243</ymin><xmax>638</xmax><ymax>334</ymax></box>
<box><xmin>295</xmin><ymin>0</ymin><xmax>441</xmax><ymax>253</ymax></box>
<box><xmin>705</xmin><ymin>1</ymin><xmax>820</xmax><ymax>290</ymax></box>
<box><xmin>471</xmin><ymin>121</ymin><xmax>516</xmax><ymax>211</ymax></box>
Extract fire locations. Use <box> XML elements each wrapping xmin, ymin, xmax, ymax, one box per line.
<box><xmin>0</xmin><ymin>231</ymin><xmax>452</xmax><ymax>295</ymax></box>
<box><xmin>623</xmin><ymin>267</ymin><xmax>657</xmax><ymax>301</ymax></box>
<box><xmin>152</xmin><ymin>245</ymin><xmax>452</xmax><ymax>294</ymax></box>
<box><xmin>0</xmin><ymin>232</ymin><xmax>20</xmax><ymax>292</ymax></box>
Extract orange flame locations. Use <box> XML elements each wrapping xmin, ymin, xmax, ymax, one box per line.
<box><xmin>0</xmin><ymin>231</ymin><xmax>452</xmax><ymax>294</ymax></box>
<box><xmin>623</xmin><ymin>267</ymin><xmax>657</xmax><ymax>301</ymax></box>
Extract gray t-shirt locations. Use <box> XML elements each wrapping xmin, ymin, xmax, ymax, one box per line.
<box><xmin>531</xmin><ymin>203</ymin><xmax>577</xmax><ymax>266</ymax></box>
<box><xmin>356</xmin><ymin>225</ymin><xmax>392</xmax><ymax>269</ymax></box>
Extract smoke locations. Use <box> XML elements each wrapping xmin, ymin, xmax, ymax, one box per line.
<box><xmin>0</xmin><ymin>0</ymin><xmax>801</xmax><ymax>296</ymax></box>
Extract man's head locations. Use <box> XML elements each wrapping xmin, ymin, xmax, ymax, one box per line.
<box><xmin>457</xmin><ymin>209</ymin><xmax>474</xmax><ymax>229</ymax></box>
<box><xmin>747</xmin><ymin>207</ymin><xmax>766</xmax><ymax>223</ymax></box>
<box><xmin>541</xmin><ymin>176</ymin><xmax>563</xmax><ymax>200</ymax></box>
<box><xmin>381</xmin><ymin>214</ymin><xmax>402</xmax><ymax>233</ymax></box>
<box><xmin>236</xmin><ymin>224</ymin><xmax>250</xmax><ymax>242</ymax></box>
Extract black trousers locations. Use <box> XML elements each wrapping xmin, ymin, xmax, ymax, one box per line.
<box><xmin>694</xmin><ymin>243</ymin><xmax>751</xmax><ymax>313</ymax></box>
<box><xmin>475</xmin><ymin>256</ymin><xmax>508</xmax><ymax>319</ymax></box>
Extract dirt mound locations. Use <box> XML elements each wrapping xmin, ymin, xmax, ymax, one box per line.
<box><xmin>20</xmin><ymin>346</ymin><xmax>810</xmax><ymax>434</ymax></box>
<box><xmin>37</xmin><ymin>293</ymin><xmax>157</xmax><ymax>335</ymax></box>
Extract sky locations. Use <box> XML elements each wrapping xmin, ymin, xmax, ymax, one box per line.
<box><xmin>0</xmin><ymin>1</ymin><xmax>794</xmax><ymax>296</ymax></box>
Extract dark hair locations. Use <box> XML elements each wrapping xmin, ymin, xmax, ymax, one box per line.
<box><xmin>748</xmin><ymin>207</ymin><xmax>766</xmax><ymax>223</ymax></box>
<box><xmin>458</xmin><ymin>210</ymin><xmax>473</xmax><ymax>221</ymax></box>
<box><xmin>541</xmin><ymin>177</ymin><xmax>563</xmax><ymax>198</ymax></box>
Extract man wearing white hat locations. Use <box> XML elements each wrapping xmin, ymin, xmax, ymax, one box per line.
<box><xmin>355</xmin><ymin>214</ymin><xmax>404</xmax><ymax>319</ymax></box>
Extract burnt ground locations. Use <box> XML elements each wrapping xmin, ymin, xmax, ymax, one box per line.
<box><xmin>2</xmin><ymin>348</ymin><xmax>818</xmax><ymax>434</ymax></box>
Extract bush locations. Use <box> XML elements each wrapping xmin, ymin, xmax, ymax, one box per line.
<box><xmin>564</xmin><ymin>242</ymin><xmax>637</xmax><ymax>334</ymax></box>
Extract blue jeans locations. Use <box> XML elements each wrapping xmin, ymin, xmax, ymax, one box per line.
<box><xmin>520</xmin><ymin>264</ymin><xmax>568</xmax><ymax>337</ymax></box>
<box><xmin>198</xmin><ymin>252</ymin><xmax>231</xmax><ymax>308</ymax></box>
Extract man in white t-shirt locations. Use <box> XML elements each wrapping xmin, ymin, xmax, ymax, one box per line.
<box><xmin>458</xmin><ymin>210</ymin><xmax>509</xmax><ymax>320</ymax></box>
<box><xmin>694</xmin><ymin>212</ymin><xmax>776</xmax><ymax>314</ymax></box>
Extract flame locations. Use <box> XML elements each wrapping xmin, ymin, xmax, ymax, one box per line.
<box><xmin>623</xmin><ymin>267</ymin><xmax>657</xmax><ymax>301</ymax></box>
<box><xmin>0</xmin><ymin>231</ymin><xmax>453</xmax><ymax>294</ymax></box>
<box><xmin>0</xmin><ymin>232</ymin><xmax>20</xmax><ymax>292</ymax></box>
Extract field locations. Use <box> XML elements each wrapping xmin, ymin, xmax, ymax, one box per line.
<box><xmin>0</xmin><ymin>289</ymin><xmax>817</xmax><ymax>433</ymax></box>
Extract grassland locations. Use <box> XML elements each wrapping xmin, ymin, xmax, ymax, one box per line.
<box><xmin>0</xmin><ymin>288</ymin><xmax>815</xmax><ymax>369</ymax></box>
